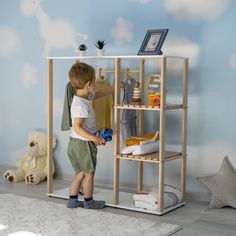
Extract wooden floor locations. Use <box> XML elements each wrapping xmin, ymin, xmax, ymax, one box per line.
<box><xmin>1</xmin><ymin>170</ymin><xmax>236</xmax><ymax>235</ymax></box>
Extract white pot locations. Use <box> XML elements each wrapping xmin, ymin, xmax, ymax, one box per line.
<box><xmin>79</xmin><ymin>50</ymin><xmax>86</xmax><ymax>56</ymax></box>
<box><xmin>97</xmin><ymin>49</ymin><xmax>105</xmax><ymax>56</ymax></box>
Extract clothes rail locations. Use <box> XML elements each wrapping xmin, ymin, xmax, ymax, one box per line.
<box><xmin>95</xmin><ymin>68</ymin><xmax>140</xmax><ymax>74</ymax></box>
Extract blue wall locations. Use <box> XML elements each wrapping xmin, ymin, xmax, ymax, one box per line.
<box><xmin>1</xmin><ymin>0</ymin><xmax>236</xmax><ymax>194</ymax></box>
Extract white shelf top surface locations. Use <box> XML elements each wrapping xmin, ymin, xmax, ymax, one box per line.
<box><xmin>46</xmin><ymin>55</ymin><xmax>188</xmax><ymax>60</ymax></box>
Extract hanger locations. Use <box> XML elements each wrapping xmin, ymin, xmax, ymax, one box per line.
<box><xmin>125</xmin><ymin>68</ymin><xmax>132</xmax><ymax>84</ymax></box>
<box><xmin>97</xmin><ymin>68</ymin><xmax>105</xmax><ymax>80</ymax></box>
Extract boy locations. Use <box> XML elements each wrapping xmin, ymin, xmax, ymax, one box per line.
<box><xmin>67</xmin><ymin>62</ymin><xmax>114</xmax><ymax>209</ymax></box>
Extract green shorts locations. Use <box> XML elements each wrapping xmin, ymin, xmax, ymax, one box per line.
<box><xmin>67</xmin><ymin>137</ymin><xmax>97</xmax><ymax>173</ymax></box>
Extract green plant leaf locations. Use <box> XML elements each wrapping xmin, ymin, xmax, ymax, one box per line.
<box><xmin>78</xmin><ymin>44</ymin><xmax>87</xmax><ymax>51</ymax></box>
<box><xmin>95</xmin><ymin>40</ymin><xmax>106</xmax><ymax>49</ymax></box>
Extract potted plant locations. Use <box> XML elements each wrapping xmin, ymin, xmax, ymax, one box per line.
<box><xmin>95</xmin><ymin>40</ymin><xmax>106</xmax><ymax>56</ymax></box>
<box><xmin>78</xmin><ymin>44</ymin><xmax>87</xmax><ymax>56</ymax></box>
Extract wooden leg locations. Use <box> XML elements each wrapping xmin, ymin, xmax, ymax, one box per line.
<box><xmin>158</xmin><ymin>56</ymin><xmax>167</xmax><ymax>212</ymax></box>
<box><xmin>113</xmin><ymin>158</ymin><xmax>120</xmax><ymax>204</ymax></box>
<box><xmin>137</xmin><ymin>59</ymin><xmax>145</xmax><ymax>193</ymax></box>
<box><xmin>138</xmin><ymin>162</ymin><xmax>143</xmax><ymax>192</ymax></box>
<box><xmin>137</xmin><ymin>110</ymin><xmax>144</xmax><ymax>192</ymax></box>
<box><xmin>47</xmin><ymin>59</ymin><xmax>53</xmax><ymax>194</ymax></box>
<box><xmin>113</xmin><ymin>58</ymin><xmax>121</xmax><ymax>204</ymax></box>
<box><xmin>181</xmin><ymin>58</ymin><xmax>188</xmax><ymax>201</ymax></box>
<box><xmin>158</xmin><ymin>109</ymin><xmax>165</xmax><ymax>212</ymax></box>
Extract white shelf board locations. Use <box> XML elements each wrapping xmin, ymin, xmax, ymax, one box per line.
<box><xmin>45</xmin><ymin>55</ymin><xmax>188</xmax><ymax>60</ymax></box>
<box><xmin>48</xmin><ymin>187</ymin><xmax>185</xmax><ymax>216</ymax></box>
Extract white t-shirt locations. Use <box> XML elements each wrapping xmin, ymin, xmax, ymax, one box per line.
<box><xmin>70</xmin><ymin>94</ymin><xmax>96</xmax><ymax>140</ymax></box>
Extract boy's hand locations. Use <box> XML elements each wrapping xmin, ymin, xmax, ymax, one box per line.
<box><xmin>94</xmin><ymin>133</ymin><xmax>106</xmax><ymax>146</ymax></box>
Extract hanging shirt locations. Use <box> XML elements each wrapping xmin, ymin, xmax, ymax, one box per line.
<box><xmin>61</xmin><ymin>82</ymin><xmax>75</xmax><ymax>131</ymax></box>
<box><xmin>121</xmin><ymin>77</ymin><xmax>137</xmax><ymax>141</ymax></box>
<box><xmin>92</xmin><ymin>76</ymin><xmax>112</xmax><ymax>130</ymax></box>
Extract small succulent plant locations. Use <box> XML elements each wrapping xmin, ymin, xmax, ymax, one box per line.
<box><xmin>78</xmin><ymin>44</ymin><xmax>87</xmax><ymax>51</ymax></box>
<box><xmin>95</xmin><ymin>40</ymin><xmax>106</xmax><ymax>50</ymax></box>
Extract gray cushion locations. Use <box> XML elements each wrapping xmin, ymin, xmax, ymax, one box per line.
<box><xmin>197</xmin><ymin>156</ymin><xmax>236</xmax><ymax>209</ymax></box>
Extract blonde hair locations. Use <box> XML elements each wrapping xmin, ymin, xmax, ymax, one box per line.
<box><xmin>68</xmin><ymin>62</ymin><xmax>95</xmax><ymax>89</ymax></box>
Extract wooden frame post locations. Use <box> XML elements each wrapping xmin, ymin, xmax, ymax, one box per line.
<box><xmin>181</xmin><ymin>58</ymin><xmax>188</xmax><ymax>201</ymax></box>
<box><xmin>47</xmin><ymin>59</ymin><xmax>53</xmax><ymax>194</ymax></box>
<box><xmin>137</xmin><ymin>58</ymin><xmax>145</xmax><ymax>192</ymax></box>
<box><xmin>158</xmin><ymin>56</ymin><xmax>167</xmax><ymax>212</ymax></box>
<box><xmin>113</xmin><ymin>58</ymin><xmax>121</xmax><ymax>204</ymax></box>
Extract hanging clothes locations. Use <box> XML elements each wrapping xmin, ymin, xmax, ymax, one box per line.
<box><xmin>121</xmin><ymin>77</ymin><xmax>137</xmax><ymax>141</ymax></box>
<box><xmin>61</xmin><ymin>82</ymin><xmax>75</xmax><ymax>131</ymax></box>
<box><xmin>92</xmin><ymin>76</ymin><xmax>112</xmax><ymax>130</ymax></box>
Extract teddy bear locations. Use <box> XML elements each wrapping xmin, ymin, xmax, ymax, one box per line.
<box><xmin>3</xmin><ymin>130</ymin><xmax>56</xmax><ymax>184</ymax></box>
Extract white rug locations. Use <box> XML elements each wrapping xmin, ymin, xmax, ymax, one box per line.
<box><xmin>0</xmin><ymin>194</ymin><xmax>181</xmax><ymax>236</ymax></box>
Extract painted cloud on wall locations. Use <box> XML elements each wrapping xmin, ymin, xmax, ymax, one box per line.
<box><xmin>229</xmin><ymin>53</ymin><xmax>236</xmax><ymax>70</ymax></box>
<box><xmin>163</xmin><ymin>36</ymin><xmax>200</xmax><ymax>67</ymax></box>
<box><xmin>20</xmin><ymin>0</ymin><xmax>87</xmax><ymax>56</ymax></box>
<box><xmin>111</xmin><ymin>17</ymin><xmax>133</xmax><ymax>45</ymax></box>
<box><xmin>0</xmin><ymin>25</ymin><xmax>20</xmax><ymax>56</ymax></box>
<box><xmin>164</xmin><ymin>0</ymin><xmax>230</xmax><ymax>22</ymax></box>
<box><xmin>20</xmin><ymin>63</ymin><xmax>38</xmax><ymax>88</ymax></box>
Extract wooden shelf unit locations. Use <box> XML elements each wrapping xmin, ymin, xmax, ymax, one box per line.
<box><xmin>46</xmin><ymin>55</ymin><xmax>188</xmax><ymax>215</ymax></box>
<box><xmin>112</xmin><ymin>56</ymin><xmax>188</xmax><ymax>215</ymax></box>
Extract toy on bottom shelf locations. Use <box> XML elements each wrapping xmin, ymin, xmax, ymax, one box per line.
<box><xmin>95</xmin><ymin>128</ymin><xmax>113</xmax><ymax>142</ymax></box>
<box><xmin>3</xmin><ymin>130</ymin><xmax>56</xmax><ymax>184</ymax></box>
<box><xmin>133</xmin><ymin>185</ymin><xmax>182</xmax><ymax>210</ymax></box>
<box><xmin>121</xmin><ymin>131</ymin><xmax>159</xmax><ymax>155</ymax></box>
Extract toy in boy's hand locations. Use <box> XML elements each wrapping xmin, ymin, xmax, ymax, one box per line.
<box><xmin>95</xmin><ymin>128</ymin><xmax>113</xmax><ymax>142</ymax></box>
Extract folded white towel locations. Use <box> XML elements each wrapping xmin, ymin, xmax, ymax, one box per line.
<box><xmin>121</xmin><ymin>141</ymin><xmax>159</xmax><ymax>155</ymax></box>
<box><xmin>135</xmin><ymin>200</ymin><xmax>158</xmax><ymax>211</ymax></box>
<box><xmin>121</xmin><ymin>144</ymin><xmax>140</xmax><ymax>154</ymax></box>
<box><xmin>133</xmin><ymin>185</ymin><xmax>182</xmax><ymax>209</ymax></box>
<box><xmin>132</xmin><ymin>141</ymin><xmax>158</xmax><ymax>155</ymax></box>
<box><xmin>133</xmin><ymin>192</ymin><xmax>154</xmax><ymax>203</ymax></box>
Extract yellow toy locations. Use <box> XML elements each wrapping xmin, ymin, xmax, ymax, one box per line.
<box><xmin>147</xmin><ymin>74</ymin><xmax>161</xmax><ymax>106</ymax></box>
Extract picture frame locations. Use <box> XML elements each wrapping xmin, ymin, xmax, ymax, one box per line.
<box><xmin>137</xmin><ymin>29</ymin><xmax>169</xmax><ymax>55</ymax></box>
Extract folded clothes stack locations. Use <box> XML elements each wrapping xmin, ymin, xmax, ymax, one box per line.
<box><xmin>121</xmin><ymin>142</ymin><xmax>159</xmax><ymax>155</ymax></box>
<box><xmin>121</xmin><ymin>131</ymin><xmax>159</xmax><ymax>155</ymax></box>
<box><xmin>125</xmin><ymin>132</ymin><xmax>158</xmax><ymax>146</ymax></box>
<box><xmin>133</xmin><ymin>185</ymin><xmax>182</xmax><ymax>211</ymax></box>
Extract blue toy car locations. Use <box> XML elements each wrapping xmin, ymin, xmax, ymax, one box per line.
<box><xmin>95</xmin><ymin>128</ymin><xmax>113</xmax><ymax>141</ymax></box>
